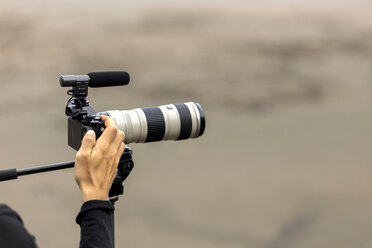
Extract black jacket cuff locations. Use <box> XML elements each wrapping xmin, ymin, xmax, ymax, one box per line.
<box><xmin>76</xmin><ymin>200</ymin><xmax>115</xmax><ymax>225</ymax></box>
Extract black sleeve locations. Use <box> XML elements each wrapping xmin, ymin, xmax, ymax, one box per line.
<box><xmin>0</xmin><ymin>204</ymin><xmax>38</xmax><ymax>248</ymax></box>
<box><xmin>76</xmin><ymin>200</ymin><xmax>115</xmax><ymax>248</ymax></box>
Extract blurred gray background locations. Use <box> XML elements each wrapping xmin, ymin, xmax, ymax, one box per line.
<box><xmin>0</xmin><ymin>0</ymin><xmax>371</xmax><ymax>247</ymax></box>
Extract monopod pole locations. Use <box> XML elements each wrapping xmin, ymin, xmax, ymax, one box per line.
<box><xmin>0</xmin><ymin>161</ymin><xmax>75</xmax><ymax>182</ymax></box>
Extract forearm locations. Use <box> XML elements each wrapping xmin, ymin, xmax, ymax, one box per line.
<box><xmin>76</xmin><ymin>200</ymin><xmax>115</xmax><ymax>248</ymax></box>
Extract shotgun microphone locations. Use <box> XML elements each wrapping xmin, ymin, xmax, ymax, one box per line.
<box><xmin>88</xmin><ymin>71</ymin><xmax>130</xmax><ymax>87</ymax></box>
<box><xmin>60</xmin><ymin>71</ymin><xmax>130</xmax><ymax>88</ymax></box>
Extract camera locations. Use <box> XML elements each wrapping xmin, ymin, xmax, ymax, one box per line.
<box><xmin>60</xmin><ymin>71</ymin><xmax>206</xmax><ymax>151</ymax></box>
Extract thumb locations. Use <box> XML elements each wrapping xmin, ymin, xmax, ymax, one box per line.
<box><xmin>80</xmin><ymin>130</ymin><xmax>96</xmax><ymax>153</ymax></box>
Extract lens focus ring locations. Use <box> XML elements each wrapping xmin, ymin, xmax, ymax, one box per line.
<box><xmin>142</xmin><ymin>107</ymin><xmax>166</xmax><ymax>142</ymax></box>
<box><xmin>174</xmin><ymin>103</ymin><xmax>193</xmax><ymax>140</ymax></box>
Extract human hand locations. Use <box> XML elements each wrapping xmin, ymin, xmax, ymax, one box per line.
<box><xmin>74</xmin><ymin>116</ymin><xmax>125</xmax><ymax>203</ymax></box>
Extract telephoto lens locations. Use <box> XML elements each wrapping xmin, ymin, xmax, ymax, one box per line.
<box><xmin>103</xmin><ymin>102</ymin><xmax>205</xmax><ymax>144</ymax></box>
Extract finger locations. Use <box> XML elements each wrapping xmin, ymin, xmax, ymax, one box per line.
<box><xmin>101</xmin><ymin>115</ymin><xmax>117</xmax><ymax>128</ymax></box>
<box><xmin>79</xmin><ymin>130</ymin><xmax>96</xmax><ymax>155</ymax></box>
<box><xmin>111</xmin><ymin>142</ymin><xmax>125</xmax><ymax>177</ymax></box>
<box><xmin>112</xmin><ymin>130</ymin><xmax>125</xmax><ymax>149</ymax></box>
<box><xmin>110</xmin><ymin>143</ymin><xmax>124</xmax><ymax>181</ymax></box>
<box><xmin>98</xmin><ymin>115</ymin><xmax>118</xmax><ymax>143</ymax></box>
<box><xmin>117</xmin><ymin>142</ymin><xmax>125</xmax><ymax>156</ymax></box>
<box><xmin>113</xmin><ymin>143</ymin><xmax>125</xmax><ymax>168</ymax></box>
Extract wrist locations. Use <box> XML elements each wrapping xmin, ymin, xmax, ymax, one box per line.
<box><xmin>80</xmin><ymin>188</ymin><xmax>109</xmax><ymax>203</ymax></box>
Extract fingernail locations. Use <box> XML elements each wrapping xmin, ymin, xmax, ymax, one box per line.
<box><xmin>86</xmin><ymin>130</ymin><xmax>95</xmax><ymax>136</ymax></box>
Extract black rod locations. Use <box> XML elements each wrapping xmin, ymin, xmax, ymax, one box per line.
<box><xmin>17</xmin><ymin>161</ymin><xmax>75</xmax><ymax>176</ymax></box>
<box><xmin>0</xmin><ymin>161</ymin><xmax>75</xmax><ymax>182</ymax></box>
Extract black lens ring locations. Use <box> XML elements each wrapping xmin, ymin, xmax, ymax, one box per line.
<box><xmin>142</xmin><ymin>107</ymin><xmax>166</xmax><ymax>142</ymax></box>
<box><xmin>195</xmin><ymin>103</ymin><xmax>205</xmax><ymax>137</ymax></box>
<box><xmin>174</xmin><ymin>103</ymin><xmax>192</xmax><ymax>140</ymax></box>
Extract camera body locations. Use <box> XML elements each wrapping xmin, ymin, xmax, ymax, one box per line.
<box><xmin>66</xmin><ymin>100</ymin><xmax>104</xmax><ymax>151</ymax></box>
<box><xmin>68</xmin><ymin>117</ymin><xmax>103</xmax><ymax>151</ymax></box>
<box><xmin>61</xmin><ymin>71</ymin><xmax>205</xmax><ymax>197</ymax></box>
<box><xmin>66</xmin><ymin>99</ymin><xmax>134</xmax><ymax>197</ymax></box>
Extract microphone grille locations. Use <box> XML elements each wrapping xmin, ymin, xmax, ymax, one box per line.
<box><xmin>88</xmin><ymin>71</ymin><xmax>130</xmax><ymax>87</ymax></box>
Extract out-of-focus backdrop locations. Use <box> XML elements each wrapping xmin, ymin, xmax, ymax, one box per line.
<box><xmin>0</xmin><ymin>0</ymin><xmax>371</xmax><ymax>247</ymax></box>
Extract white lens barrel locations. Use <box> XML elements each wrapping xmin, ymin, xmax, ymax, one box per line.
<box><xmin>105</xmin><ymin>102</ymin><xmax>205</xmax><ymax>144</ymax></box>
<box><xmin>158</xmin><ymin>104</ymin><xmax>181</xmax><ymax>140</ymax></box>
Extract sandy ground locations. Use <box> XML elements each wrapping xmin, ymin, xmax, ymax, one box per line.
<box><xmin>0</xmin><ymin>1</ymin><xmax>371</xmax><ymax>247</ymax></box>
